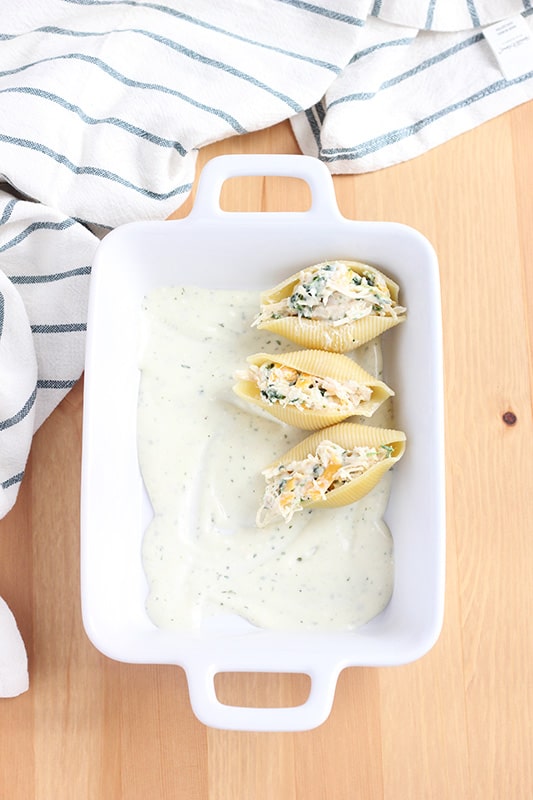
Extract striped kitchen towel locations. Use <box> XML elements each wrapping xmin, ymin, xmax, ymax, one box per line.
<box><xmin>1</xmin><ymin>0</ymin><xmax>533</xmax><ymax>694</ymax></box>
<box><xmin>293</xmin><ymin>1</ymin><xmax>533</xmax><ymax>172</ymax></box>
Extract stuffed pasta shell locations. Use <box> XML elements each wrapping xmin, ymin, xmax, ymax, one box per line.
<box><xmin>253</xmin><ymin>260</ymin><xmax>406</xmax><ymax>351</ymax></box>
<box><xmin>234</xmin><ymin>349</ymin><xmax>393</xmax><ymax>430</ymax></box>
<box><xmin>256</xmin><ymin>422</ymin><xmax>406</xmax><ymax>527</ymax></box>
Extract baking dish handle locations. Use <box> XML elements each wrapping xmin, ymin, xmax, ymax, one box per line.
<box><xmin>185</xmin><ymin>663</ymin><xmax>341</xmax><ymax>732</ymax></box>
<box><xmin>189</xmin><ymin>154</ymin><xmax>342</xmax><ymax>221</ymax></box>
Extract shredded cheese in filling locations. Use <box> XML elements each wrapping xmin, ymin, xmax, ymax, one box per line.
<box><xmin>238</xmin><ymin>361</ymin><xmax>372</xmax><ymax>413</ymax></box>
<box><xmin>257</xmin><ymin>440</ymin><xmax>393</xmax><ymax>527</ymax></box>
<box><xmin>254</xmin><ymin>261</ymin><xmax>406</xmax><ymax>327</ymax></box>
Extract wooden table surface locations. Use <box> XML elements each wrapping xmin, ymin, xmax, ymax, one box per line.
<box><xmin>1</xmin><ymin>111</ymin><xmax>532</xmax><ymax>799</ymax></box>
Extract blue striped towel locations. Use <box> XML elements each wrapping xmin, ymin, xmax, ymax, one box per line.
<box><xmin>1</xmin><ymin>0</ymin><xmax>532</xmax><ymax>693</ymax></box>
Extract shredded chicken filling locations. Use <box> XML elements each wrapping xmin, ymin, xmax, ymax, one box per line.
<box><xmin>239</xmin><ymin>361</ymin><xmax>372</xmax><ymax>412</ymax></box>
<box><xmin>254</xmin><ymin>261</ymin><xmax>406</xmax><ymax>327</ymax></box>
<box><xmin>257</xmin><ymin>440</ymin><xmax>393</xmax><ymax>527</ymax></box>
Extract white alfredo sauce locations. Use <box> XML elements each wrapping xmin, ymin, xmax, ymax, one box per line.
<box><xmin>138</xmin><ymin>286</ymin><xmax>395</xmax><ymax>632</ymax></box>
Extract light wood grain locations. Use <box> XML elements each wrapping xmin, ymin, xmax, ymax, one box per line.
<box><xmin>1</xmin><ymin>110</ymin><xmax>533</xmax><ymax>799</ymax></box>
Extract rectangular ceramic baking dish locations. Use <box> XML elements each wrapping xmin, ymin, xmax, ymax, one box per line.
<box><xmin>81</xmin><ymin>154</ymin><xmax>445</xmax><ymax>732</ymax></box>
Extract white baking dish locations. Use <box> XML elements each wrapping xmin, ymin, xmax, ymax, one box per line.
<box><xmin>81</xmin><ymin>154</ymin><xmax>445</xmax><ymax>732</ymax></box>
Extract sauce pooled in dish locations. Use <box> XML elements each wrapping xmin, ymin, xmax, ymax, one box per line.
<box><xmin>138</xmin><ymin>285</ymin><xmax>396</xmax><ymax>632</ymax></box>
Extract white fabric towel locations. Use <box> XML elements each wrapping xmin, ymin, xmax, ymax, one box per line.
<box><xmin>293</xmin><ymin>5</ymin><xmax>533</xmax><ymax>172</ymax></box>
<box><xmin>1</xmin><ymin>0</ymin><xmax>532</xmax><ymax>696</ymax></box>
<box><xmin>0</xmin><ymin>597</ymin><xmax>29</xmax><ymax>697</ymax></box>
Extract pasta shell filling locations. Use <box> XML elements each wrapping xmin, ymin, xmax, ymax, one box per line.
<box><xmin>257</xmin><ymin>440</ymin><xmax>394</xmax><ymax>527</ymax></box>
<box><xmin>254</xmin><ymin>261</ymin><xmax>406</xmax><ymax>328</ymax></box>
<box><xmin>238</xmin><ymin>361</ymin><xmax>373</xmax><ymax>413</ymax></box>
